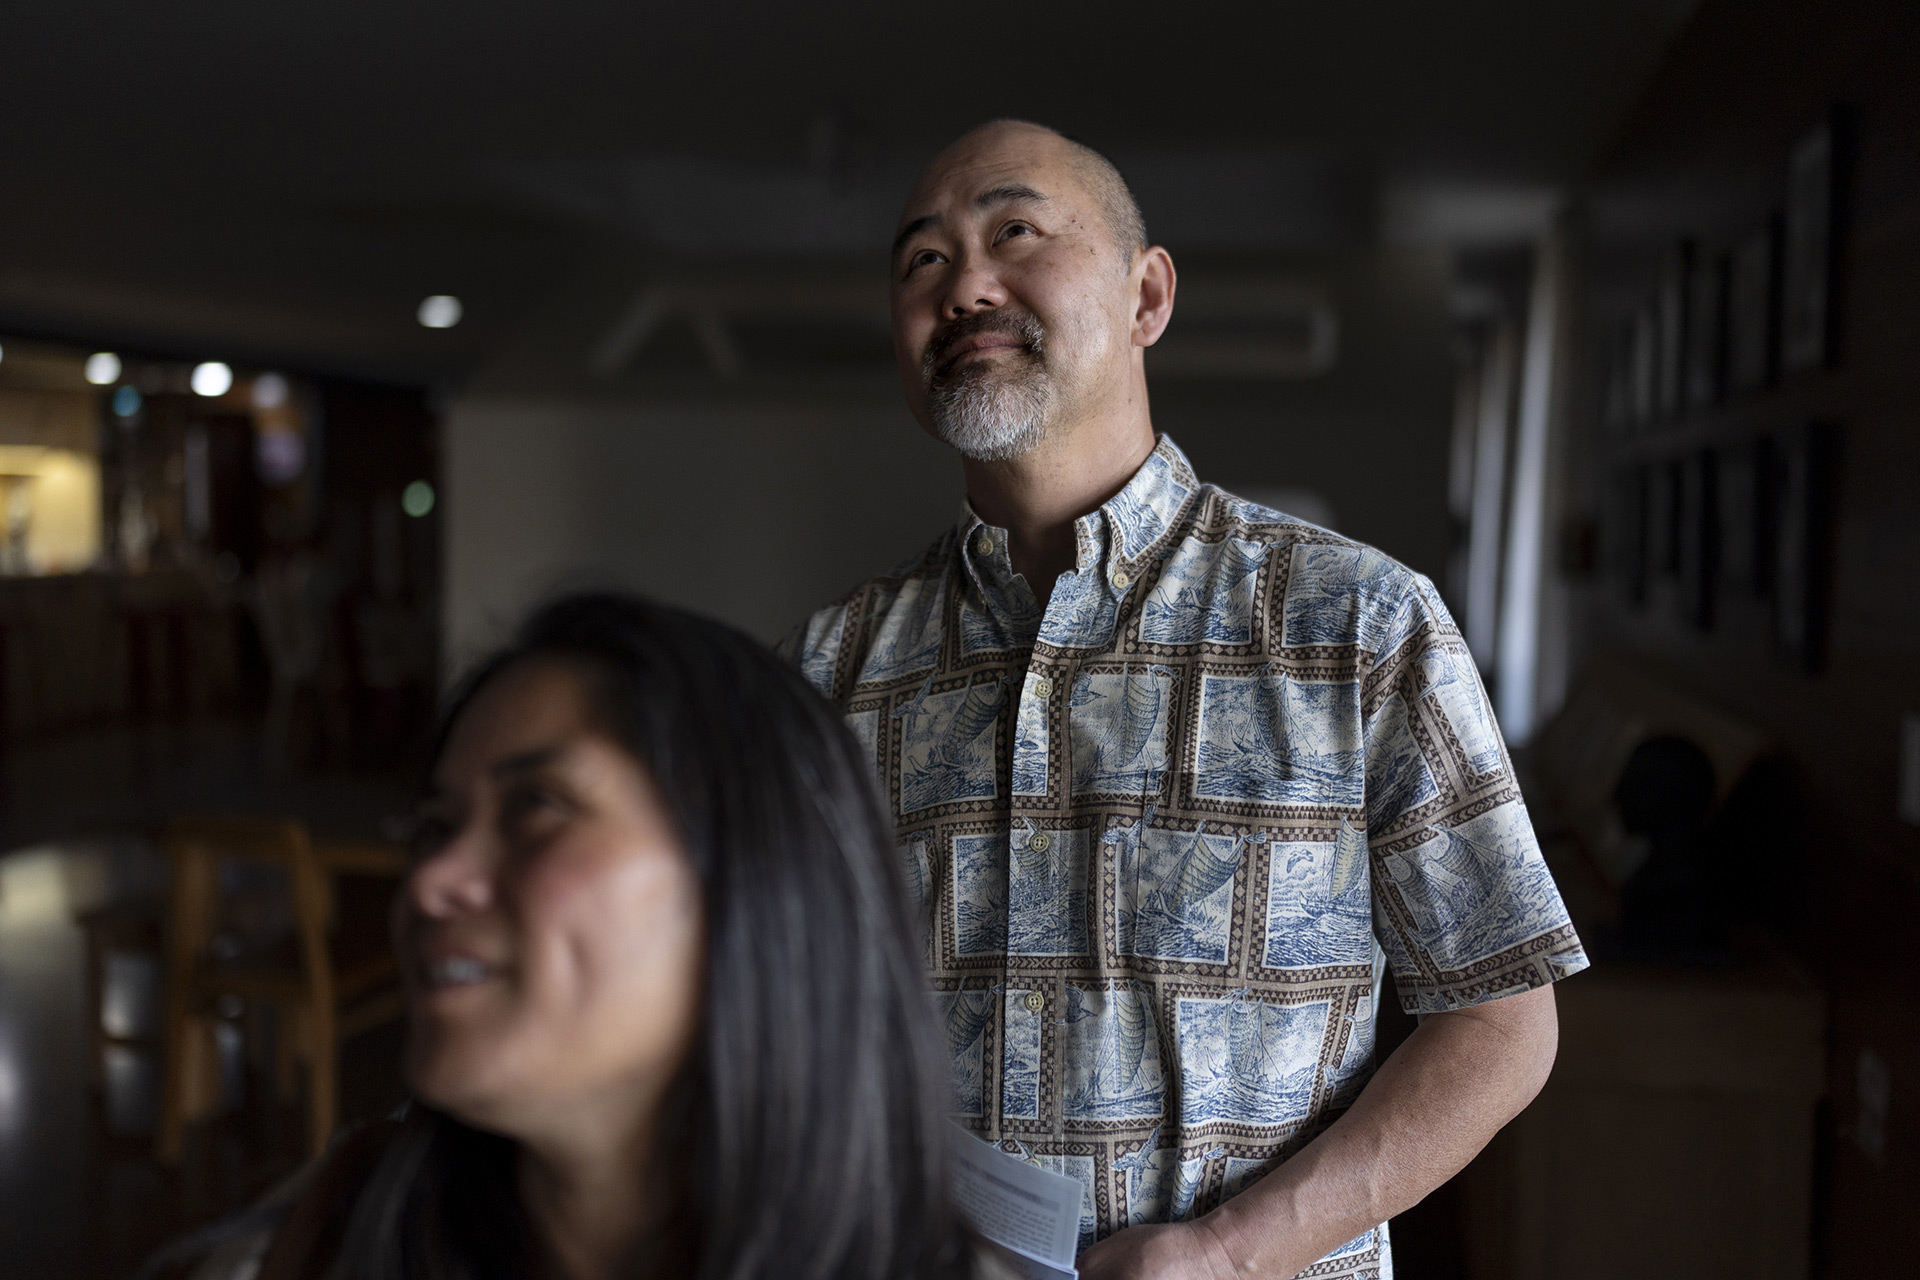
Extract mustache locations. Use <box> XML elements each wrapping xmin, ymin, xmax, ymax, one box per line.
<box><xmin>923</xmin><ymin>310</ymin><xmax>1044</xmax><ymax>381</ymax></box>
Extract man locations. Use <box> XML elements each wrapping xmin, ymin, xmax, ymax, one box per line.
<box><xmin>789</xmin><ymin>120</ymin><xmax>1587</xmax><ymax>1279</ymax></box>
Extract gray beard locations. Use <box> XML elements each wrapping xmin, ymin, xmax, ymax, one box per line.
<box><xmin>925</xmin><ymin>357</ymin><xmax>1052</xmax><ymax>462</ymax></box>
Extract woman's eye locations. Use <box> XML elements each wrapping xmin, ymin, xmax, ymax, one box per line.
<box><xmin>500</xmin><ymin>785</ymin><xmax>568</xmax><ymax>839</ymax></box>
<box><xmin>405</xmin><ymin>813</ymin><xmax>457</xmax><ymax>862</ymax></box>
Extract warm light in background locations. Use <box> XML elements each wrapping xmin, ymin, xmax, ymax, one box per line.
<box><xmin>402</xmin><ymin>480</ymin><xmax>435</xmax><ymax>517</ymax></box>
<box><xmin>0</xmin><ymin>446</ymin><xmax>104</xmax><ymax>575</ymax></box>
<box><xmin>417</xmin><ymin>295</ymin><xmax>463</xmax><ymax>329</ymax></box>
<box><xmin>191</xmin><ymin>361</ymin><xmax>233</xmax><ymax>397</ymax></box>
<box><xmin>83</xmin><ymin>352</ymin><xmax>121</xmax><ymax>385</ymax></box>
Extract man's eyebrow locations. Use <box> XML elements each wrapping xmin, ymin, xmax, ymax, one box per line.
<box><xmin>489</xmin><ymin>744</ymin><xmax>566</xmax><ymax>780</ymax></box>
<box><xmin>975</xmin><ymin>182</ymin><xmax>1048</xmax><ymax>209</ymax></box>
<box><xmin>892</xmin><ymin>213</ymin><xmax>939</xmax><ymax>256</ymax></box>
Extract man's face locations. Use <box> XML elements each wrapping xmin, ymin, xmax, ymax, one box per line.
<box><xmin>891</xmin><ymin>126</ymin><xmax>1139</xmax><ymax>461</ymax></box>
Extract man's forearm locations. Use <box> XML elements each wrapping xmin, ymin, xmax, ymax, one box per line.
<box><xmin>1195</xmin><ymin>983</ymin><xmax>1560</xmax><ymax>1278</ymax></box>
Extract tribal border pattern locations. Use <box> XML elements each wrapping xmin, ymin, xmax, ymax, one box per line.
<box><xmin>792</xmin><ymin>437</ymin><xmax>1587</xmax><ymax>1274</ymax></box>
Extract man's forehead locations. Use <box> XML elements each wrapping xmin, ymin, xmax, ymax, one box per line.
<box><xmin>899</xmin><ymin>131</ymin><xmax>1083</xmax><ymax>227</ymax></box>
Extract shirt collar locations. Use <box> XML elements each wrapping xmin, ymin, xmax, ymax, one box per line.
<box><xmin>957</xmin><ymin>434</ymin><xmax>1200</xmax><ymax>607</ymax></box>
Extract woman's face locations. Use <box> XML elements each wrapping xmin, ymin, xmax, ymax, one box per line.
<box><xmin>397</xmin><ymin>659</ymin><xmax>705</xmax><ymax>1144</ymax></box>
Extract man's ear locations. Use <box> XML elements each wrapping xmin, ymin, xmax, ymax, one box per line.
<box><xmin>1133</xmin><ymin>247</ymin><xmax>1177</xmax><ymax>347</ymax></box>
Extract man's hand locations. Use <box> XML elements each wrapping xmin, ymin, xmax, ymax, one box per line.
<box><xmin>1075</xmin><ymin>1220</ymin><xmax>1239</xmax><ymax>1280</ymax></box>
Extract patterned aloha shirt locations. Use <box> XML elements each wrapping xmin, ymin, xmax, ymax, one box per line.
<box><xmin>791</xmin><ymin>436</ymin><xmax>1587</xmax><ymax>1276</ymax></box>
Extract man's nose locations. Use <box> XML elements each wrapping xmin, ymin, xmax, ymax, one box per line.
<box><xmin>941</xmin><ymin>250</ymin><xmax>1008</xmax><ymax>318</ymax></box>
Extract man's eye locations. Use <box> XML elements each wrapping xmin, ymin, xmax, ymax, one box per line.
<box><xmin>997</xmin><ymin>222</ymin><xmax>1034</xmax><ymax>241</ymax></box>
<box><xmin>907</xmin><ymin>248</ymin><xmax>945</xmax><ymax>271</ymax></box>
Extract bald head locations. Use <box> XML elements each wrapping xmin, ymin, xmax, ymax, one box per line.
<box><xmin>911</xmin><ymin>120</ymin><xmax>1147</xmax><ymax>269</ymax></box>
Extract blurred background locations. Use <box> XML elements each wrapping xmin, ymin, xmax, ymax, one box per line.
<box><xmin>0</xmin><ymin>1</ymin><xmax>1913</xmax><ymax>1275</ymax></box>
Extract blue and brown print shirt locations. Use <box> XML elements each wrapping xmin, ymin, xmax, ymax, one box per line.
<box><xmin>791</xmin><ymin>435</ymin><xmax>1587</xmax><ymax>1275</ymax></box>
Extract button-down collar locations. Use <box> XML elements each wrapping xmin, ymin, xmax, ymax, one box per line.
<box><xmin>957</xmin><ymin>435</ymin><xmax>1200</xmax><ymax>632</ymax></box>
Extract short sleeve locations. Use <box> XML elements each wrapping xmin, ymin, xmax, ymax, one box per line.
<box><xmin>784</xmin><ymin>604</ymin><xmax>851</xmax><ymax>699</ymax></box>
<box><xmin>1362</xmin><ymin>577</ymin><xmax>1588</xmax><ymax>1015</ymax></box>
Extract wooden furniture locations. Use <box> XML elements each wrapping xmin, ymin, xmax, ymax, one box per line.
<box><xmin>75</xmin><ymin>894</ymin><xmax>164</xmax><ymax>1095</ymax></box>
<box><xmin>1463</xmin><ymin>945</ymin><xmax>1825</xmax><ymax>1280</ymax></box>
<box><xmin>157</xmin><ymin>818</ymin><xmax>406</xmax><ymax>1162</ymax></box>
<box><xmin>1463</xmin><ymin>657</ymin><xmax>1827</xmax><ymax>1278</ymax></box>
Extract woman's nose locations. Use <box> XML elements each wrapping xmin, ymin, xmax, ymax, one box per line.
<box><xmin>406</xmin><ymin>829</ymin><xmax>495</xmax><ymax>918</ymax></box>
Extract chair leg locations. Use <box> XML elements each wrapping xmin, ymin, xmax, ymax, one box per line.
<box><xmin>159</xmin><ymin>1015</ymin><xmax>221</xmax><ymax>1162</ymax></box>
<box><xmin>307</xmin><ymin>1004</ymin><xmax>337</xmax><ymax>1159</ymax></box>
<box><xmin>274</xmin><ymin>1002</ymin><xmax>300</xmax><ymax>1104</ymax></box>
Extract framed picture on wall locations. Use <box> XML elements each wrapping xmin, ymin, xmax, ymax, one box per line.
<box><xmin>1716</xmin><ymin>437</ymin><xmax>1771</xmax><ymax>595</ymax></box>
<box><xmin>1603</xmin><ymin>322</ymin><xmax>1633</xmax><ymax>434</ymax></box>
<box><xmin>1655</xmin><ymin>246</ymin><xmax>1689</xmax><ymax>420</ymax></box>
<box><xmin>1630</xmin><ymin>302</ymin><xmax>1657</xmax><ymax>429</ymax></box>
<box><xmin>1648</xmin><ymin>459</ymin><xmax>1683</xmax><ymax>580</ymax></box>
<box><xmin>1772</xmin><ymin>424</ymin><xmax>1838</xmax><ymax>673</ymax></box>
<box><xmin>1726</xmin><ymin>218</ymin><xmax>1780</xmax><ymax>394</ymax></box>
<box><xmin>1677</xmin><ymin>450</ymin><xmax>1718</xmax><ymax>629</ymax></box>
<box><xmin>1684</xmin><ymin>249</ymin><xmax>1728</xmax><ymax>409</ymax></box>
<box><xmin>1606</xmin><ymin>466</ymin><xmax>1650</xmax><ymax>605</ymax></box>
<box><xmin>1782</xmin><ymin>117</ymin><xmax>1840</xmax><ymax>374</ymax></box>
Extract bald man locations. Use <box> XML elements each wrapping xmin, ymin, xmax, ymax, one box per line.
<box><xmin>789</xmin><ymin>121</ymin><xmax>1587</xmax><ymax>1279</ymax></box>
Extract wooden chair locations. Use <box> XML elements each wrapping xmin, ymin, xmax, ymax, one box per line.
<box><xmin>157</xmin><ymin>817</ymin><xmax>407</xmax><ymax>1163</ymax></box>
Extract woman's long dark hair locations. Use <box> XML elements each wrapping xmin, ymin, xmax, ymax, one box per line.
<box><xmin>337</xmin><ymin>593</ymin><xmax>970</xmax><ymax>1280</ymax></box>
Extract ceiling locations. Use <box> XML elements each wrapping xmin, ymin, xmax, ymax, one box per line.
<box><xmin>0</xmin><ymin>0</ymin><xmax>1700</xmax><ymax>387</ymax></box>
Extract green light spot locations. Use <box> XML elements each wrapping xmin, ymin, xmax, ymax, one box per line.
<box><xmin>401</xmin><ymin>480</ymin><xmax>435</xmax><ymax>518</ymax></box>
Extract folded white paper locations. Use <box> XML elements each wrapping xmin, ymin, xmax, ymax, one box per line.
<box><xmin>948</xmin><ymin>1124</ymin><xmax>1081</xmax><ymax>1280</ymax></box>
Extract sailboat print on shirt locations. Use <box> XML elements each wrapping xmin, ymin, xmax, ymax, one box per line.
<box><xmin>1262</xmin><ymin>819</ymin><xmax>1375</xmax><ymax>970</ymax></box>
<box><xmin>1141</xmin><ymin>536</ymin><xmax>1268</xmax><ymax>645</ymax></box>
<box><xmin>1175</xmin><ymin>990</ymin><xmax>1331</xmax><ymax>1127</ymax></box>
<box><xmin>898</xmin><ymin>674</ymin><xmax>1003</xmax><ymax>812</ymax></box>
<box><xmin>940</xmin><ymin>987</ymin><xmax>995</xmax><ymax>1116</ymax></box>
<box><xmin>1382</xmin><ymin>809</ymin><xmax>1566</xmax><ymax>971</ymax></box>
<box><xmin>1116</xmin><ymin>824</ymin><xmax>1244</xmax><ymax>963</ymax></box>
<box><xmin>1194</xmin><ymin>671</ymin><xmax>1364</xmax><ymax>806</ymax></box>
<box><xmin>1069</xmin><ymin>666</ymin><xmax>1176</xmax><ymax>795</ymax></box>
<box><xmin>1061</xmin><ymin>982</ymin><xmax>1166</xmax><ymax>1122</ymax></box>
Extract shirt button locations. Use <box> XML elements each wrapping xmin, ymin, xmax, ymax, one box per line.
<box><xmin>1111</xmin><ymin>569</ymin><xmax>1131</xmax><ymax>589</ymax></box>
<box><xmin>1031</xmin><ymin>676</ymin><xmax>1054</xmax><ymax>700</ymax></box>
<box><xmin>976</xmin><ymin>534</ymin><xmax>995</xmax><ymax>557</ymax></box>
<box><xmin>1023</xmin><ymin>991</ymin><xmax>1045</xmax><ymax>1013</ymax></box>
<box><xmin>1028</xmin><ymin>831</ymin><xmax>1052</xmax><ymax>853</ymax></box>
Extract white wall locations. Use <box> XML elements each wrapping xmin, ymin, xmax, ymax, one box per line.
<box><xmin>444</xmin><ymin>391</ymin><xmax>956</xmax><ymax>670</ymax></box>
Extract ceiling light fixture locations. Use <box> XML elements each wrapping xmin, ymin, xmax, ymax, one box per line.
<box><xmin>85</xmin><ymin>352</ymin><xmax>121</xmax><ymax>385</ymax></box>
<box><xmin>191</xmin><ymin>362</ymin><xmax>233</xmax><ymax>397</ymax></box>
<box><xmin>251</xmin><ymin>372</ymin><xmax>289</xmax><ymax>409</ymax></box>
<box><xmin>417</xmin><ymin>295</ymin><xmax>463</xmax><ymax>329</ymax></box>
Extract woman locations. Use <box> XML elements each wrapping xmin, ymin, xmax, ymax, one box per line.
<box><xmin>245</xmin><ymin>593</ymin><xmax>977</xmax><ymax>1279</ymax></box>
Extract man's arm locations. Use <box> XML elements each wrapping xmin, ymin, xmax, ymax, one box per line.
<box><xmin>1077</xmin><ymin>983</ymin><xmax>1560</xmax><ymax>1280</ymax></box>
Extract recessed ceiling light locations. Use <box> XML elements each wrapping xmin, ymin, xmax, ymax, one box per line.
<box><xmin>251</xmin><ymin>372</ymin><xmax>289</xmax><ymax>409</ymax></box>
<box><xmin>191</xmin><ymin>362</ymin><xmax>233</xmax><ymax>397</ymax></box>
<box><xmin>85</xmin><ymin>352</ymin><xmax>121</xmax><ymax>385</ymax></box>
<box><xmin>418</xmin><ymin>295</ymin><xmax>463</xmax><ymax>329</ymax></box>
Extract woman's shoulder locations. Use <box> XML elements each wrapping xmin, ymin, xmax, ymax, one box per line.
<box><xmin>249</xmin><ymin>1118</ymin><xmax>405</xmax><ymax>1280</ymax></box>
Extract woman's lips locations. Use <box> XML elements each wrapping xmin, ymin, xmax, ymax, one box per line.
<box><xmin>417</xmin><ymin>955</ymin><xmax>503</xmax><ymax>989</ymax></box>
